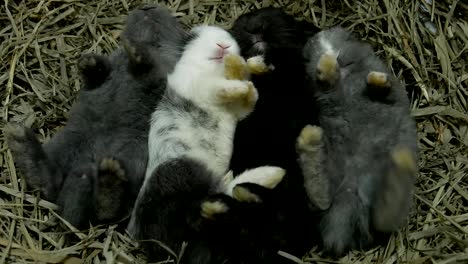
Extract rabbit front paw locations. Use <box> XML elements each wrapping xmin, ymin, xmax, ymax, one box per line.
<box><xmin>217</xmin><ymin>80</ymin><xmax>258</xmax><ymax>119</ymax></box>
<box><xmin>246</xmin><ymin>55</ymin><xmax>271</xmax><ymax>74</ymax></box>
<box><xmin>317</xmin><ymin>52</ymin><xmax>339</xmax><ymax>84</ymax></box>
<box><xmin>217</xmin><ymin>80</ymin><xmax>255</xmax><ymax>103</ymax></box>
<box><xmin>365</xmin><ymin>71</ymin><xmax>392</xmax><ymax>99</ymax></box>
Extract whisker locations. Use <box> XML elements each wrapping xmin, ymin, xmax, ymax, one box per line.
<box><xmin>261</xmin><ymin>27</ymin><xmax>297</xmax><ymax>33</ymax></box>
<box><xmin>157</xmin><ymin>48</ymin><xmax>184</xmax><ymax>56</ymax></box>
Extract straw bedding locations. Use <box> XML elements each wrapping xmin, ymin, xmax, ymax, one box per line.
<box><xmin>1</xmin><ymin>0</ymin><xmax>467</xmax><ymax>263</ymax></box>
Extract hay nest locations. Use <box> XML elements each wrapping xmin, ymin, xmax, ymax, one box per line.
<box><xmin>1</xmin><ymin>0</ymin><xmax>467</xmax><ymax>263</ymax></box>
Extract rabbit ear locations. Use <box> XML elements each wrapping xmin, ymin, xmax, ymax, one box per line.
<box><xmin>78</xmin><ymin>53</ymin><xmax>112</xmax><ymax>89</ymax></box>
<box><xmin>4</xmin><ymin>122</ymin><xmax>62</xmax><ymax>201</ymax></box>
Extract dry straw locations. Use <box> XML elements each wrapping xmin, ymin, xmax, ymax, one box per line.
<box><xmin>1</xmin><ymin>0</ymin><xmax>467</xmax><ymax>263</ymax></box>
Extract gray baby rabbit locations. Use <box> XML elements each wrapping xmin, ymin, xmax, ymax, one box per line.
<box><xmin>4</xmin><ymin>4</ymin><xmax>186</xmax><ymax>229</ymax></box>
<box><xmin>298</xmin><ymin>26</ymin><xmax>418</xmax><ymax>256</ymax></box>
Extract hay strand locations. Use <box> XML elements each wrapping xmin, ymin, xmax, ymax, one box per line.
<box><xmin>1</xmin><ymin>0</ymin><xmax>467</xmax><ymax>263</ymax></box>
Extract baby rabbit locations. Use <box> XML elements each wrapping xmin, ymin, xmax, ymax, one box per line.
<box><xmin>223</xmin><ymin>7</ymin><xmax>322</xmax><ymax>260</ymax></box>
<box><xmin>5</xmin><ymin>53</ymin><xmax>134</xmax><ymax>229</ymax></box>
<box><xmin>4</xmin><ymin>4</ymin><xmax>186</xmax><ymax>229</ymax></box>
<box><xmin>127</xmin><ymin>24</ymin><xmax>286</xmax><ymax>262</ymax></box>
<box><xmin>229</xmin><ymin>7</ymin><xmax>320</xmax><ymax>173</ymax></box>
<box><xmin>299</xmin><ymin>26</ymin><xmax>418</xmax><ymax>256</ymax></box>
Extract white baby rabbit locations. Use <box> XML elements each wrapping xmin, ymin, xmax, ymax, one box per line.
<box><xmin>127</xmin><ymin>25</ymin><xmax>284</xmax><ymax>262</ymax></box>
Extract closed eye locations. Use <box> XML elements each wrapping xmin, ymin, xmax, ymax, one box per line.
<box><xmin>340</xmin><ymin>61</ymin><xmax>354</xmax><ymax>68</ymax></box>
<box><xmin>338</xmin><ymin>52</ymin><xmax>354</xmax><ymax>68</ymax></box>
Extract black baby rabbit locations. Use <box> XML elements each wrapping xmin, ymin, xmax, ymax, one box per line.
<box><xmin>222</xmin><ymin>7</ymin><xmax>322</xmax><ymax>261</ymax></box>
<box><xmin>4</xmin><ymin>4</ymin><xmax>186</xmax><ymax>229</ymax></box>
<box><xmin>229</xmin><ymin>7</ymin><xmax>320</xmax><ymax>173</ymax></box>
<box><xmin>298</xmin><ymin>26</ymin><xmax>418</xmax><ymax>256</ymax></box>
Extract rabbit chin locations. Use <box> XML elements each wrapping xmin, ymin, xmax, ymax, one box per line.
<box><xmin>253</xmin><ymin>41</ymin><xmax>267</xmax><ymax>53</ymax></box>
<box><xmin>167</xmin><ymin>25</ymin><xmax>241</xmax><ymax>105</ymax></box>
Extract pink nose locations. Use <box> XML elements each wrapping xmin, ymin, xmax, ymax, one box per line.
<box><xmin>216</xmin><ymin>43</ymin><xmax>231</xmax><ymax>49</ymax></box>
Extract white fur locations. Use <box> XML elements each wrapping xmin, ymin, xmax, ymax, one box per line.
<box><xmin>319</xmin><ymin>33</ymin><xmax>347</xmax><ymax>79</ymax></box>
<box><xmin>222</xmin><ymin>170</ymin><xmax>234</xmax><ymax>184</ymax></box>
<box><xmin>142</xmin><ymin>25</ymin><xmax>248</xmax><ymax>190</ymax></box>
<box><xmin>223</xmin><ymin>166</ymin><xmax>286</xmax><ymax>196</ymax></box>
<box><xmin>319</xmin><ymin>34</ymin><xmax>338</xmax><ymax>57</ymax></box>
<box><xmin>246</xmin><ymin>55</ymin><xmax>264</xmax><ymax>66</ymax></box>
<box><xmin>168</xmin><ymin>25</ymin><xmax>241</xmax><ymax>110</ymax></box>
<box><xmin>129</xmin><ymin>26</ymin><xmax>250</xmax><ymax>235</ymax></box>
<box><xmin>145</xmin><ymin>107</ymin><xmax>236</xmax><ymax>181</ymax></box>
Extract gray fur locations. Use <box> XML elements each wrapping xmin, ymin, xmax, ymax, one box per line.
<box><xmin>4</xmin><ymin>5</ymin><xmax>186</xmax><ymax>228</ymax></box>
<box><xmin>5</xmin><ymin>49</ymin><xmax>150</xmax><ymax>228</ymax></box>
<box><xmin>295</xmin><ymin>125</ymin><xmax>330</xmax><ymax>210</ymax></box>
<box><xmin>300</xmin><ymin>26</ymin><xmax>418</xmax><ymax>256</ymax></box>
<box><xmin>121</xmin><ymin>4</ymin><xmax>188</xmax><ymax>79</ymax></box>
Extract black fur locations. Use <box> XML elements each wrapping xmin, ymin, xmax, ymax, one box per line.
<box><xmin>208</xmin><ymin>184</ymin><xmax>321</xmax><ymax>264</ymax></box>
<box><xmin>4</xmin><ymin>5</ymin><xmax>185</xmax><ymax>229</ymax></box>
<box><xmin>129</xmin><ymin>157</ymin><xmax>231</xmax><ymax>263</ymax></box>
<box><xmin>229</xmin><ymin>7</ymin><xmax>319</xmax><ymax>182</ymax></box>
<box><xmin>301</xmin><ymin>26</ymin><xmax>418</xmax><ymax>256</ymax></box>
<box><xmin>225</xmin><ymin>7</ymin><xmax>321</xmax><ymax>262</ymax></box>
